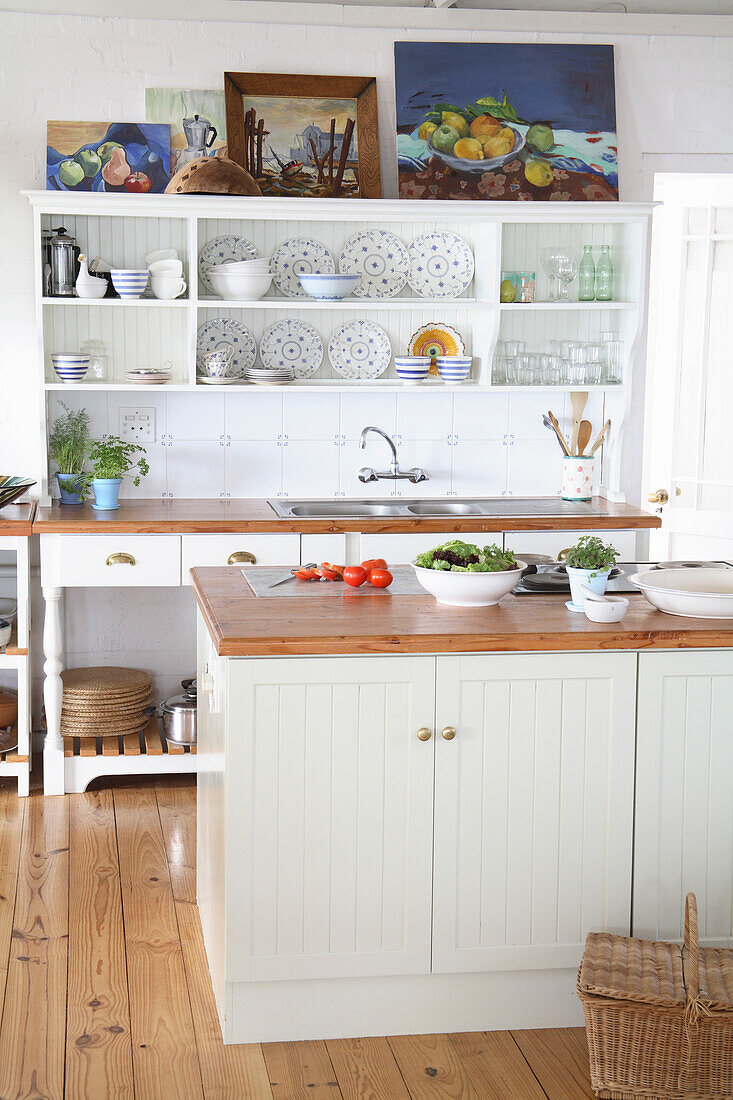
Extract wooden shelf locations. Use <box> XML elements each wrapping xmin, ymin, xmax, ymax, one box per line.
<box><xmin>0</xmin><ymin>624</ymin><xmax>27</xmax><ymax>658</ymax></box>
<box><xmin>63</xmin><ymin>717</ymin><xmax>196</xmax><ymax>758</ymax></box>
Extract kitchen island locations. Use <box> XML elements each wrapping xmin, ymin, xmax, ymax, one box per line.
<box><xmin>191</xmin><ymin>566</ymin><xmax>733</xmax><ymax>1044</ymax></box>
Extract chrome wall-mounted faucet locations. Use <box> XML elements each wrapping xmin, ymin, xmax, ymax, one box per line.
<box><xmin>357</xmin><ymin>426</ymin><xmax>429</xmax><ymax>485</ymax></box>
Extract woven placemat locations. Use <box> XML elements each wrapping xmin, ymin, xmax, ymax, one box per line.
<box><xmin>61</xmin><ymin>715</ymin><xmax>149</xmax><ymax>736</ymax></box>
<box><xmin>62</xmin><ymin>694</ymin><xmax>152</xmax><ymax>715</ymax></box>
<box><xmin>61</xmin><ymin>667</ymin><xmax>152</xmax><ymax>695</ymax></box>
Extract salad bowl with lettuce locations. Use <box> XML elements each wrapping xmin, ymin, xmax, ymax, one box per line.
<box><xmin>412</xmin><ymin>540</ymin><xmax>526</xmax><ymax>607</ymax></box>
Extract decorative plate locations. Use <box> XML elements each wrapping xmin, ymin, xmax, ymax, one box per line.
<box><xmin>196</xmin><ymin>318</ymin><xmax>256</xmax><ymax>376</ymax></box>
<box><xmin>196</xmin><ymin>376</ymin><xmax>244</xmax><ymax>385</ymax></box>
<box><xmin>259</xmin><ymin>320</ymin><xmax>323</xmax><ymax>378</ymax></box>
<box><xmin>338</xmin><ymin>230</ymin><xmax>409</xmax><ymax>298</ymax></box>
<box><xmin>199</xmin><ymin>236</ymin><xmax>259</xmax><ymax>294</ymax></box>
<box><xmin>328</xmin><ymin>320</ymin><xmax>392</xmax><ymax>381</ymax></box>
<box><xmin>408</xmin><ymin>231</ymin><xmax>475</xmax><ymax>299</ymax></box>
<box><xmin>271</xmin><ymin>238</ymin><xmax>335</xmax><ymax>298</ymax></box>
<box><xmin>408</xmin><ymin>322</ymin><xmax>466</xmax><ymax>359</ymax></box>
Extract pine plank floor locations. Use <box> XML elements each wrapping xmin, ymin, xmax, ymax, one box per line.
<box><xmin>0</xmin><ymin>775</ymin><xmax>596</xmax><ymax>1099</ymax></box>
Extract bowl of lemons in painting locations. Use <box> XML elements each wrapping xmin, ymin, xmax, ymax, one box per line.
<box><xmin>425</xmin><ymin>101</ymin><xmax>525</xmax><ymax>173</ymax></box>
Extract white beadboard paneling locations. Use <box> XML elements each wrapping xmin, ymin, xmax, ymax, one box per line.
<box><xmin>167</xmin><ymin>391</ymin><xmax>225</xmax><ymax>441</ymax></box>
<box><xmin>396</xmin><ymin>390</ymin><xmax>454</xmax><ymax>441</ymax></box>
<box><xmin>166</xmin><ymin>440</ymin><xmax>226</xmax><ymax>498</ymax></box>
<box><xmin>226</xmin><ymin>441</ymin><xmax>283</xmax><ymax>498</ymax></box>
<box><xmin>340</xmin><ymin>391</ymin><xmax>397</xmax><ymax>441</ymax></box>
<box><xmin>41</xmin><ymin>214</ymin><xmax>189</xmax><ymax>272</ymax></box>
<box><xmin>225</xmin><ymin>656</ymin><xmax>435</xmax><ymax>982</ymax></box>
<box><xmin>225</xmin><ymin>391</ymin><xmax>283</xmax><ymax>442</ymax></box>
<box><xmin>507</xmin><ymin>438</ymin><xmax>565</xmax><ymax>497</ymax></box>
<box><xmin>634</xmin><ymin>651</ymin><xmax>733</xmax><ymax>944</ymax></box>
<box><xmin>282</xmin><ymin>440</ymin><xmax>340</xmax><ymax>498</ymax></box>
<box><xmin>451</xmin><ymin>441</ymin><xmax>507</xmax><ymax>497</ymax></box>
<box><xmin>433</xmin><ymin>652</ymin><xmax>637</xmax><ymax>974</ymax></box>
<box><xmin>283</xmin><ymin>390</ymin><xmax>340</xmax><ymax>441</ymax></box>
<box><xmin>453</xmin><ymin>391</ymin><xmax>510</xmax><ymax>441</ymax></box>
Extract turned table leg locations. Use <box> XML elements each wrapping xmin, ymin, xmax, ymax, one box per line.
<box><xmin>42</xmin><ymin>586</ymin><xmax>65</xmax><ymax>796</ymax></box>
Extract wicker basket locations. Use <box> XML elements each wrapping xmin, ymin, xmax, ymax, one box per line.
<box><xmin>578</xmin><ymin>894</ymin><xmax>733</xmax><ymax>1099</ymax></box>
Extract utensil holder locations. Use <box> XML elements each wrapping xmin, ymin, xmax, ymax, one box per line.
<box><xmin>561</xmin><ymin>456</ymin><xmax>594</xmax><ymax>500</ymax></box>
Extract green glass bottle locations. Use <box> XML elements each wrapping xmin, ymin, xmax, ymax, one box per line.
<box><xmin>578</xmin><ymin>245</ymin><xmax>595</xmax><ymax>301</ymax></box>
<box><xmin>595</xmin><ymin>245</ymin><xmax>614</xmax><ymax>301</ymax></box>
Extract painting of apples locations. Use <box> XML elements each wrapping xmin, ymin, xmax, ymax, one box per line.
<box><xmin>394</xmin><ymin>42</ymin><xmax>618</xmax><ymax>201</ymax></box>
<box><xmin>46</xmin><ymin>122</ymin><xmax>171</xmax><ymax>193</ymax></box>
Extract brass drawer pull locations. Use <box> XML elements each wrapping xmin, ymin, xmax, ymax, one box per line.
<box><xmin>227</xmin><ymin>551</ymin><xmax>257</xmax><ymax>566</ymax></box>
<box><xmin>442</xmin><ymin>726</ymin><xmax>457</xmax><ymax>741</ymax></box>
<box><xmin>106</xmin><ymin>552</ymin><xmax>135</xmax><ymax>566</ymax></box>
<box><xmin>416</xmin><ymin>727</ymin><xmax>432</xmax><ymax>742</ymax></box>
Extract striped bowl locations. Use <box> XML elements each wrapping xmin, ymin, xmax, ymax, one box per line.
<box><xmin>436</xmin><ymin>356</ymin><xmax>473</xmax><ymax>384</ymax></box>
<box><xmin>111</xmin><ymin>269</ymin><xmax>149</xmax><ymax>299</ymax></box>
<box><xmin>394</xmin><ymin>356</ymin><xmax>431</xmax><ymax>385</ymax></box>
<box><xmin>51</xmin><ymin>354</ymin><xmax>90</xmax><ymax>383</ymax></box>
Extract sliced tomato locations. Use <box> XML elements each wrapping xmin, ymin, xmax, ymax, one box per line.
<box><xmin>314</xmin><ymin>566</ymin><xmax>340</xmax><ymax>581</ymax></box>
<box><xmin>293</xmin><ymin>567</ymin><xmax>319</xmax><ymax>581</ymax></box>
<box><xmin>321</xmin><ymin>562</ymin><xmax>345</xmax><ymax>578</ymax></box>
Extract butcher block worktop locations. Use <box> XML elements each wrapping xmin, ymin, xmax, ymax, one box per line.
<box><xmin>191</xmin><ymin>565</ymin><xmax>733</xmax><ymax>657</ymax></box>
<box><xmin>32</xmin><ymin>497</ymin><xmax>661</xmax><ymax>534</ymax></box>
<box><xmin>0</xmin><ymin>502</ymin><xmax>35</xmax><ymax>534</ymax></box>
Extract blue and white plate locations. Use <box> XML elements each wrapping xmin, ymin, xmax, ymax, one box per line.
<box><xmin>271</xmin><ymin>238</ymin><xmax>335</xmax><ymax>299</ymax></box>
<box><xmin>407</xmin><ymin>232</ymin><xmax>475</xmax><ymax>299</ymax></box>
<box><xmin>328</xmin><ymin>320</ymin><xmax>392</xmax><ymax>381</ymax></box>
<box><xmin>259</xmin><ymin>320</ymin><xmax>323</xmax><ymax>379</ymax></box>
<box><xmin>338</xmin><ymin>230</ymin><xmax>409</xmax><ymax>298</ymax></box>
<box><xmin>196</xmin><ymin>318</ymin><xmax>256</xmax><ymax>376</ymax></box>
<box><xmin>199</xmin><ymin>236</ymin><xmax>259</xmax><ymax>294</ymax></box>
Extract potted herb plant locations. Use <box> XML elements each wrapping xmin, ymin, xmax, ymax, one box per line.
<box><xmin>564</xmin><ymin>535</ymin><xmax>620</xmax><ymax>610</ymax></box>
<box><xmin>48</xmin><ymin>403</ymin><xmax>90</xmax><ymax>505</ymax></box>
<box><xmin>85</xmin><ymin>436</ymin><xmax>150</xmax><ymax>511</ymax></box>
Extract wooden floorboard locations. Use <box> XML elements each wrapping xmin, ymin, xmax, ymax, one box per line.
<box><xmin>0</xmin><ymin>777</ymin><xmax>595</xmax><ymax>1099</ymax></box>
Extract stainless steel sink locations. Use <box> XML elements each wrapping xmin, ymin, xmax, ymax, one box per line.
<box><xmin>286</xmin><ymin>501</ymin><xmax>406</xmax><ymax>517</ymax></box>
<box><xmin>405</xmin><ymin>502</ymin><xmax>484</xmax><ymax>516</ymax></box>
<box><xmin>268</xmin><ymin>497</ymin><xmax>606</xmax><ymax>519</ymax></box>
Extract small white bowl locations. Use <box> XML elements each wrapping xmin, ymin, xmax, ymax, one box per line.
<box><xmin>208</xmin><ymin>271</ymin><xmax>273</xmax><ymax>301</ymax></box>
<box><xmin>583</xmin><ymin>595</ymin><xmax>629</xmax><ymax>623</ymax></box>
<box><xmin>0</xmin><ymin>599</ymin><xmax>17</xmax><ymax>622</ymax></box>
<box><xmin>298</xmin><ymin>273</ymin><xmax>359</xmax><ymax>300</ymax></box>
<box><xmin>412</xmin><ymin>560</ymin><xmax>526</xmax><ymax>607</ymax></box>
<box><xmin>0</xmin><ymin>620</ymin><xmax>10</xmax><ymax>649</ymax></box>
<box><xmin>145</xmin><ymin>248</ymin><xmax>178</xmax><ymax>266</ymax></box>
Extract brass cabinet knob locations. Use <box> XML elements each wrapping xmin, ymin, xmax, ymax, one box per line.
<box><xmin>227</xmin><ymin>551</ymin><xmax>257</xmax><ymax>565</ymax></box>
<box><xmin>442</xmin><ymin>726</ymin><xmax>457</xmax><ymax>740</ymax></box>
<box><xmin>106</xmin><ymin>552</ymin><xmax>135</xmax><ymax>566</ymax></box>
<box><xmin>647</xmin><ymin>489</ymin><xmax>669</xmax><ymax>504</ymax></box>
<box><xmin>416</xmin><ymin>727</ymin><xmax>432</xmax><ymax>742</ymax></box>
<box><xmin>557</xmin><ymin>548</ymin><xmax>571</xmax><ymax>562</ymax></box>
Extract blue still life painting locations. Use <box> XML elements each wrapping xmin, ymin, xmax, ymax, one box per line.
<box><xmin>47</xmin><ymin>122</ymin><xmax>171</xmax><ymax>193</ymax></box>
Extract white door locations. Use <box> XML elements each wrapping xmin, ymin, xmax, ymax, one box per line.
<box><xmin>225</xmin><ymin>655</ymin><xmax>436</xmax><ymax>982</ymax></box>
<box><xmin>432</xmin><ymin>652</ymin><xmax>637</xmax><ymax>973</ymax></box>
<box><xmin>634</xmin><ymin>650</ymin><xmax>733</xmax><ymax>945</ymax></box>
<box><xmin>644</xmin><ymin>174</ymin><xmax>733</xmax><ymax>559</ymax></box>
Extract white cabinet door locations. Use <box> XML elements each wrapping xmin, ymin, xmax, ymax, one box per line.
<box><xmin>634</xmin><ymin>650</ymin><xmax>733</xmax><ymax>944</ymax></box>
<box><xmin>433</xmin><ymin>652</ymin><xmax>637</xmax><ymax>974</ymax></box>
<box><xmin>225</xmin><ymin>655</ymin><xmax>436</xmax><ymax>982</ymax></box>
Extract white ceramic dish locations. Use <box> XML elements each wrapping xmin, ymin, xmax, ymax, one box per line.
<box><xmin>407</xmin><ymin>231</ymin><xmax>475</xmax><ymax>299</ymax></box>
<box><xmin>328</xmin><ymin>320</ymin><xmax>392</xmax><ymax>381</ymax></box>
<box><xmin>583</xmin><ymin>596</ymin><xmax>629</xmax><ymax>623</ymax></box>
<box><xmin>259</xmin><ymin>319</ymin><xmax>323</xmax><ymax>377</ymax></box>
<box><xmin>338</xmin><ymin>230</ymin><xmax>409</xmax><ymax>298</ymax></box>
<box><xmin>298</xmin><ymin>274</ymin><xmax>359</xmax><ymax>300</ymax></box>
<box><xmin>411</xmin><ymin>560</ymin><xmax>526</xmax><ymax>607</ymax></box>
<box><xmin>630</xmin><ymin>568</ymin><xmax>733</xmax><ymax>618</ymax></box>
<box><xmin>0</xmin><ymin>599</ymin><xmax>17</xmax><ymax>622</ymax></box>
<box><xmin>0</xmin><ymin>620</ymin><xmax>11</xmax><ymax>649</ymax></box>
<box><xmin>208</xmin><ymin>271</ymin><xmax>273</xmax><ymax>301</ymax></box>
<box><xmin>198</xmin><ymin>235</ymin><xmax>258</xmax><ymax>293</ymax></box>
<box><xmin>196</xmin><ymin>318</ymin><xmax>257</xmax><ymax>376</ymax></box>
<box><xmin>110</xmin><ymin>269</ymin><xmax>148</xmax><ymax>299</ymax></box>
<box><xmin>271</xmin><ymin>238</ymin><xmax>335</xmax><ymax>298</ymax></box>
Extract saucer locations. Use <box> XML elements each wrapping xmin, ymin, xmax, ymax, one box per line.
<box><xmin>565</xmin><ymin>600</ymin><xmax>585</xmax><ymax>613</ymax></box>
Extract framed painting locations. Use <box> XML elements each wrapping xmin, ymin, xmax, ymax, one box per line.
<box><xmin>224</xmin><ymin>73</ymin><xmax>381</xmax><ymax>198</ymax></box>
<box><xmin>145</xmin><ymin>89</ymin><xmax>227</xmax><ymax>175</ymax></box>
<box><xmin>394</xmin><ymin>43</ymin><xmax>618</xmax><ymax>202</ymax></box>
<box><xmin>46</xmin><ymin>122</ymin><xmax>171</xmax><ymax>193</ymax></box>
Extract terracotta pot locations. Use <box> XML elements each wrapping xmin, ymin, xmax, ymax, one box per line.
<box><xmin>0</xmin><ymin>689</ymin><xmax>18</xmax><ymax>728</ymax></box>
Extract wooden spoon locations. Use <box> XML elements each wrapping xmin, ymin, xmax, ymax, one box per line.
<box><xmin>577</xmin><ymin>419</ymin><xmax>592</xmax><ymax>456</ymax></box>
<box><xmin>547</xmin><ymin>410</ymin><xmax>570</xmax><ymax>456</ymax></box>
<box><xmin>569</xmin><ymin>391</ymin><xmax>587</xmax><ymax>455</ymax></box>
<box><xmin>589</xmin><ymin>419</ymin><xmax>611</xmax><ymax>456</ymax></box>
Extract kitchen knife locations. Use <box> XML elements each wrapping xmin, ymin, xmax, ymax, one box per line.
<box><xmin>266</xmin><ymin>563</ymin><xmax>317</xmax><ymax>588</ymax></box>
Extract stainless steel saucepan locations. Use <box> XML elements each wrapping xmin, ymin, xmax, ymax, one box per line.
<box><xmin>145</xmin><ymin>678</ymin><xmax>197</xmax><ymax>746</ymax></box>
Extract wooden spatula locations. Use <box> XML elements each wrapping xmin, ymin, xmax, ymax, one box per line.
<box><xmin>569</xmin><ymin>391</ymin><xmax>587</xmax><ymax>455</ymax></box>
<box><xmin>577</xmin><ymin>419</ymin><xmax>592</xmax><ymax>456</ymax></box>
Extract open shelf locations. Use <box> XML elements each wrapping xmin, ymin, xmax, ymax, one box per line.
<box><xmin>42</xmin><ymin>297</ymin><xmax>189</xmax><ymax>307</ymax></box>
<box><xmin>197</xmin><ymin>297</ymin><xmax>482</xmax><ymax>310</ymax></box>
<box><xmin>63</xmin><ymin>717</ymin><xmax>196</xmax><ymax>760</ymax></box>
<box><xmin>499</xmin><ymin>301</ymin><xmax>635</xmax><ymax>311</ymax></box>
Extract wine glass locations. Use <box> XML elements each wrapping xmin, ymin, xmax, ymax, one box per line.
<box><xmin>554</xmin><ymin>251</ymin><xmax>578</xmax><ymax>301</ymax></box>
<box><xmin>541</xmin><ymin>247</ymin><xmax>560</xmax><ymax>301</ymax></box>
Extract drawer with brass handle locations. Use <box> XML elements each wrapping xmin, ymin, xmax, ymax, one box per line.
<box><xmin>106</xmin><ymin>552</ymin><xmax>136</xmax><ymax>567</ymax></box>
<box><xmin>40</xmin><ymin>534</ymin><xmax>181</xmax><ymax>587</ymax></box>
<box><xmin>181</xmin><ymin>534</ymin><xmax>299</xmax><ymax>584</ymax></box>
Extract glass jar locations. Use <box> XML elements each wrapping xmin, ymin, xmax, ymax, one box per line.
<box><xmin>80</xmin><ymin>338</ymin><xmax>108</xmax><ymax>382</ymax></box>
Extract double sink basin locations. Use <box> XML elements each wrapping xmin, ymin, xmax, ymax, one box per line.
<box><xmin>269</xmin><ymin>497</ymin><xmax>607</xmax><ymax>519</ymax></box>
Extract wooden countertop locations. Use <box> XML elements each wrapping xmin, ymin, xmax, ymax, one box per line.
<box><xmin>0</xmin><ymin>502</ymin><xmax>36</xmax><ymax>535</ymax></box>
<box><xmin>191</xmin><ymin>566</ymin><xmax>733</xmax><ymax>657</ymax></box>
<box><xmin>32</xmin><ymin>497</ymin><xmax>661</xmax><ymax>534</ymax></box>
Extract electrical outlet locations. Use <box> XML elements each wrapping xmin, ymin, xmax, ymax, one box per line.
<box><xmin>118</xmin><ymin>407</ymin><xmax>156</xmax><ymax>443</ymax></box>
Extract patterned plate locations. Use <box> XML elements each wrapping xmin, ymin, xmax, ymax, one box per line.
<box><xmin>408</xmin><ymin>231</ymin><xmax>475</xmax><ymax>299</ymax></box>
<box><xmin>328</xmin><ymin>320</ymin><xmax>392</xmax><ymax>381</ymax></box>
<box><xmin>259</xmin><ymin>319</ymin><xmax>323</xmax><ymax>378</ymax></box>
<box><xmin>271</xmin><ymin>238</ymin><xmax>335</xmax><ymax>298</ymax></box>
<box><xmin>338</xmin><ymin>230</ymin><xmax>409</xmax><ymax>298</ymax></box>
<box><xmin>199</xmin><ymin>236</ymin><xmax>259</xmax><ymax>294</ymax></box>
<box><xmin>408</xmin><ymin>322</ymin><xmax>466</xmax><ymax>359</ymax></box>
<box><xmin>196</xmin><ymin>318</ymin><xmax>257</xmax><ymax>376</ymax></box>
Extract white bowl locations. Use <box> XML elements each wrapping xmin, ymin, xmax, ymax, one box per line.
<box><xmin>208</xmin><ymin>271</ymin><xmax>273</xmax><ymax>301</ymax></box>
<box><xmin>630</xmin><ymin>568</ymin><xmax>733</xmax><ymax>618</ymax></box>
<box><xmin>412</xmin><ymin>560</ymin><xmax>526</xmax><ymax>607</ymax></box>
<box><xmin>583</xmin><ymin>596</ymin><xmax>629</xmax><ymax>623</ymax></box>
<box><xmin>298</xmin><ymin>273</ymin><xmax>359</xmax><ymax>300</ymax></box>
<box><xmin>0</xmin><ymin>599</ymin><xmax>17</xmax><ymax>622</ymax></box>
<box><xmin>209</xmin><ymin>257</ymin><xmax>271</xmax><ymax>270</ymax></box>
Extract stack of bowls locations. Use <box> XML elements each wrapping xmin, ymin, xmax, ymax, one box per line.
<box><xmin>394</xmin><ymin>356</ymin><xmax>431</xmax><ymax>385</ymax></box>
<box><xmin>110</xmin><ymin>269</ymin><xmax>149</xmax><ymax>299</ymax></box>
<box><xmin>208</xmin><ymin>257</ymin><xmax>272</xmax><ymax>301</ymax></box>
<box><xmin>244</xmin><ymin>366</ymin><xmax>294</xmax><ymax>386</ymax></box>
<box><xmin>51</xmin><ymin>353</ymin><xmax>90</xmax><ymax>383</ymax></box>
<box><xmin>436</xmin><ymin>355</ymin><xmax>473</xmax><ymax>384</ymax></box>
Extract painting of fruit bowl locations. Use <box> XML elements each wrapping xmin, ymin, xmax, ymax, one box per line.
<box><xmin>47</xmin><ymin>122</ymin><xmax>171</xmax><ymax>193</ymax></box>
<box><xmin>394</xmin><ymin>42</ymin><xmax>619</xmax><ymax>202</ymax></box>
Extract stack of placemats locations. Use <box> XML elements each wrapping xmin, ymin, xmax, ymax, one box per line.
<box><xmin>60</xmin><ymin>666</ymin><xmax>152</xmax><ymax>740</ymax></box>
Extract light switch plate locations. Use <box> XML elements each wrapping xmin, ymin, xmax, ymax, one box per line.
<box><xmin>118</xmin><ymin>407</ymin><xmax>156</xmax><ymax>443</ymax></box>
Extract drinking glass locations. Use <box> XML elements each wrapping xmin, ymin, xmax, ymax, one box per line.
<box><xmin>541</xmin><ymin>247</ymin><xmax>563</xmax><ymax>301</ymax></box>
<box><xmin>518</xmin><ymin>354</ymin><xmax>533</xmax><ymax>385</ymax></box>
<box><xmin>546</xmin><ymin>356</ymin><xmax>562</xmax><ymax>386</ymax></box>
<box><xmin>554</xmin><ymin>251</ymin><xmax>578</xmax><ymax>301</ymax></box>
<box><xmin>492</xmin><ymin>356</ymin><xmax>507</xmax><ymax>385</ymax></box>
<box><xmin>603</xmin><ymin>339</ymin><xmax>623</xmax><ymax>383</ymax></box>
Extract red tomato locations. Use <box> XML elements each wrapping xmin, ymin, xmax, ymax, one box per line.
<box><xmin>343</xmin><ymin>565</ymin><xmax>368</xmax><ymax>587</ymax></box>
<box><xmin>124</xmin><ymin>171</ymin><xmax>152</xmax><ymax>193</ymax></box>
<box><xmin>361</xmin><ymin>558</ymin><xmax>387</xmax><ymax>575</ymax></box>
<box><xmin>368</xmin><ymin>568</ymin><xmax>393</xmax><ymax>588</ymax></box>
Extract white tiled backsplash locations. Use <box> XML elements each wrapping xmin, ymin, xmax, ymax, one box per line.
<box><xmin>49</xmin><ymin>388</ymin><xmax>607</xmax><ymax>499</ymax></box>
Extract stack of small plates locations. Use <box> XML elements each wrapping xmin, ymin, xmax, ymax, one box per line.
<box><xmin>244</xmin><ymin>366</ymin><xmax>294</xmax><ymax>386</ymax></box>
<box><xmin>59</xmin><ymin>666</ymin><xmax>152</xmax><ymax>740</ymax></box>
<box><xmin>124</xmin><ymin>368</ymin><xmax>172</xmax><ymax>385</ymax></box>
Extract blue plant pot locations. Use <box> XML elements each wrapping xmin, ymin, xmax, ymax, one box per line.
<box><xmin>92</xmin><ymin>478</ymin><xmax>122</xmax><ymax>511</ymax></box>
<box><xmin>55</xmin><ymin>472</ymin><xmax>85</xmax><ymax>505</ymax></box>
